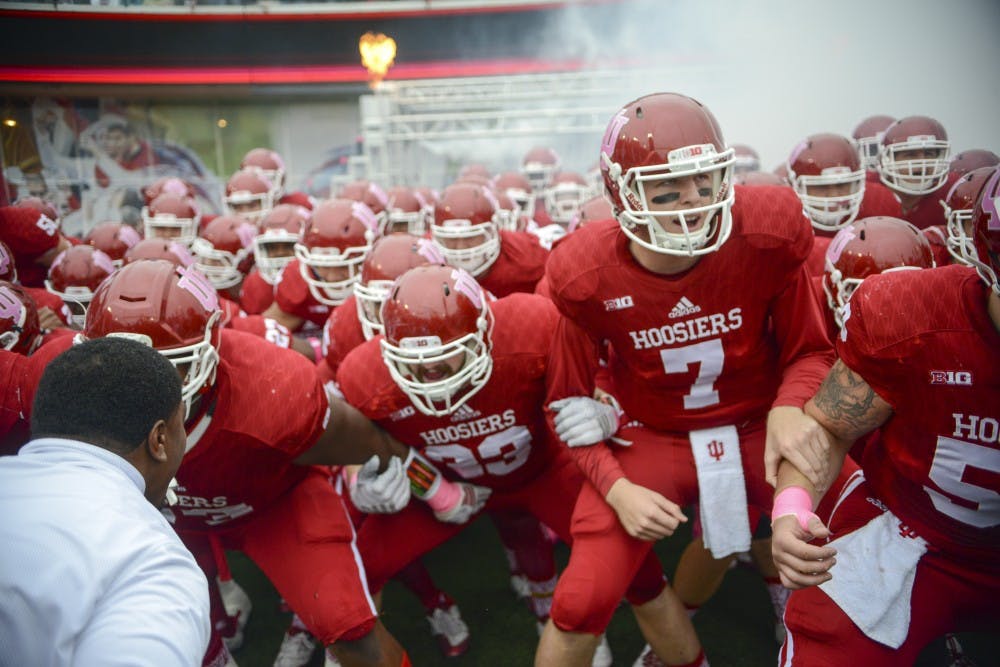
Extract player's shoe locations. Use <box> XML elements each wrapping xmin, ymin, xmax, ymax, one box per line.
<box><xmin>632</xmin><ymin>643</ymin><xmax>665</xmax><ymax>667</ymax></box>
<box><xmin>427</xmin><ymin>602</ymin><xmax>471</xmax><ymax>657</ymax></box>
<box><xmin>273</xmin><ymin>626</ymin><xmax>316</xmax><ymax>667</ymax></box>
<box><xmin>218</xmin><ymin>577</ymin><xmax>252</xmax><ymax>651</ymax></box>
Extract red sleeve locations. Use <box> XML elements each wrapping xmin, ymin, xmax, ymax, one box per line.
<box><xmin>238</xmin><ymin>270</ymin><xmax>275</xmax><ymax>315</ymax></box>
<box><xmin>0</xmin><ymin>206</ymin><xmax>60</xmax><ymax>257</ymax></box>
<box><xmin>324</xmin><ymin>299</ymin><xmax>366</xmax><ymax>378</ymax></box>
<box><xmin>274</xmin><ymin>261</ymin><xmax>311</xmax><ymax>320</ymax></box>
<box><xmin>545</xmin><ymin>312</ymin><xmax>625</xmax><ymax>496</ymax></box>
<box><xmin>770</xmin><ymin>263</ymin><xmax>836</xmax><ymax>409</ymax></box>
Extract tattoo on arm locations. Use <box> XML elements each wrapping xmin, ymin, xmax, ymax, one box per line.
<box><xmin>811</xmin><ymin>360</ymin><xmax>891</xmax><ymax>441</ymax></box>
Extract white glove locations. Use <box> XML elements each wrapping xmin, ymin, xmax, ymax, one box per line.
<box><xmin>349</xmin><ymin>455</ymin><xmax>411</xmax><ymax>514</ymax></box>
<box><xmin>431</xmin><ymin>480</ymin><xmax>492</xmax><ymax>524</ymax></box>
<box><xmin>549</xmin><ymin>396</ymin><xmax>621</xmax><ymax>447</ymax></box>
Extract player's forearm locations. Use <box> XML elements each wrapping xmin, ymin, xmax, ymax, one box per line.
<box><xmin>294</xmin><ymin>397</ymin><xmax>405</xmax><ymax>467</ymax></box>
<box><xmin>566</xmin><ymin>440</ymin><xmax>626</xmax><ymax>498</ymax></box>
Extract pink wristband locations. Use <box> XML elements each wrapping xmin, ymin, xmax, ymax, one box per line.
<box><xmin>307</xmin><ymin>337</ymin><xmax>323</xmax><ymax>364</ymax></box>
<box><xmin>426</xmin><ymin>477</ymin><xmax>462</xmax><ymax>512</ymax></box>
<box><xmin>772</xmin><ymin>486</ymin><xmax>818</xmax><ymax>531</ymax></box>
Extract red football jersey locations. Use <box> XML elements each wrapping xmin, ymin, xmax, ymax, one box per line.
<box><xmin>228</xmin><ymin>314</ymin><xmax>293</xmax><ymax>349</ymax></box>
<box><xmin>546</xmin><ymin>185</ymin><xmax>834</xmax><ymax>433</ymax></box>
<box><xmin>921</xmin><ymin>225</ymin><xmax>952</xmax><ymax>268</ymax></box>
<box><xmin>477</xmin><ymin>230</ymin><xmax>549</xmax><ymax>298</ymax></box>
<box><xmin>169</xmin><ymin>329</ymin><xmax>329</xmax><ymax>531</ymax></box>
<box><xmin>273</xmin><ymin>259</ymin><xmax>333</xmax><ymax>330</ymax></box>
<box><xmin>22</xmin><ymin>286</ymin><xmax>71</xmax><ymax>326</ymax></box>
<box><xmin>337</xmin><ymin>293</ymin><xmax>561</xmax><ymax>492</ymax></box>
<box><xmin>897</xmin><ymin>172</ymin><xmax>959</xmax><ymax>230</ymax></box>
<box><xmin>238</xmin><ymin>269</ymin><xmax>275</xmax><ymax>315</ymax></box>
<box><xmin>321</xmin><ymin>294</ymin><xmax>366</xmax><ymax>379</ymax></box>
<box><xmin>0</xmin><ymin>206</ymin><xmax>62</xmax><ymax>287</ymax></box>
<box><xmin>837</xmin><ymin>265</ymin><xmax>999</xmax><ymax>569</ymax></box>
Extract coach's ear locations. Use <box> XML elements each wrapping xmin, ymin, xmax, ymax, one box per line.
<box><xmin>145</xmin><ymin>419</ymin><xmax>171</xmax><ymax>463</ymax></box>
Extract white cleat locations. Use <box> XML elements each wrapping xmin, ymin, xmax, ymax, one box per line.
<box><xmin>592</xmin><ymin>634</ymin><xmax>613</xmax><ymax>667</ymax></box>
<box><xmin>217</xmin><ymin>578</ymin><xmax>252</xmax><ymax>652</ymax></box>
<box><xmin>632</xmin><ymin>643</ymin><xmax>666</xmax><ymax>667</ymax></box>
<box><xmin>510</xmin><ymin>573</ymin><xmax>531</xmax><ymax>599</ymax></box>
<box><xmin>273</xmin><ymin>628</ymin><xmax>316</xmax><ymax>667</ymax></box>
<box><xmin>427</xmin><ymin>603</ymin><xmax>471</xmax><ymax>657</ymax></box>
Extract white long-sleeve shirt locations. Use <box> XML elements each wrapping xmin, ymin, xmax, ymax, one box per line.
<box><xmin>0</xmin><ymin>438</ymin><xmax>210</xmax><ymax>667</ymax></box>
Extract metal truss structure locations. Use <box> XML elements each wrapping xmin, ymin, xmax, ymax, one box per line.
<box><xmin>356</xmin><ymin>68</ymin><xmax>662</xmax><ymax>189</ymax></box>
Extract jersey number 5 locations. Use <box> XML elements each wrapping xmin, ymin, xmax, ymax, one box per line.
<box><xmin>925</xmin><ymin>435</ymin><xmax>1000</xmax><ymax>528</ymax></box>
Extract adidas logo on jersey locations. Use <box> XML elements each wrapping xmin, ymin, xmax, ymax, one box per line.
<box><xmin>668</xmin><ymin>297</ymin><xmax>701</xmax><ymax>318</ymax></box>
<box><xmin>389</xmin><ymin>405</ymin><xmax>416</xmax><ymax>421</ymax></box>
<box><xmin>604</xmin><ymin>295</ymin><xmax>634</xmax><ymax>311</ymax></box>
<box><xmin>450</xmin><ymin>403</ymin><xmax>483</xmax><ymax>423</ymax></box>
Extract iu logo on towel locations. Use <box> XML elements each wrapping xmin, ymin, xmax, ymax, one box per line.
<box><xmin>707</xmin><ymin>440</ymin><xmax>725</xmax><ymax>461</ymax></box>
<box><xmin>898</xmin><ymin>522</ymin><xmax>919</xmax><ymax>540</ymax></box>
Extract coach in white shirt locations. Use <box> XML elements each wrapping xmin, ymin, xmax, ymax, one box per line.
<box><xmin>0</xmin><ymin>336</ymin><xmax>210</xmax><ymax>667</ymax></box>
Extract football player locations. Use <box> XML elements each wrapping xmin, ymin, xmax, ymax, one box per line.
<box><xmin>536</xmin><ymin>92</ymin><xmax>836</xmax><ymax>667</ymax></box>
<box><xmin>771</xmin><ymin>166</ymin><xmax>1000</xmax><ymax>665</ymax></box>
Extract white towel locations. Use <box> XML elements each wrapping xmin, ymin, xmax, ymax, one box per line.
<box><xmin>819</xmin><ymin>510</ymin><xmax>927</xmax><ymax>648</ymax></box>
<box><xmin>690</xmin><ymin>425</ymin><xmax>751</xmax><ymax>558</ymax></box>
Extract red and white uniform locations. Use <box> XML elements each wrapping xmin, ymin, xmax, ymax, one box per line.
<box><xmin>806</xmin><ymin>182</ymin><xmax>903</xmax><ymax>276</ymax></box>
<box><xmin>0</xmin><ymin>206</ymin><xmax>62</xmax><ymax>288</ymax></box>
<box><xmin>545</xmin><ymin>187</ymin><xmax>835</xmax><ymax>634</ymax></box>
<box><xmin>273</xmin><ymin>259</ymin><xmax>333</xmax><ymax>331</ymax></box>
<box><xmin>340</xmin><ymin>294</ymin><xmax>665</xmax><ymax>603</ymax></box>
<box><xmin>237</xmin><ymin>268</ymin><xmax>274</xmax><ymax>315</ymax></box>
<box><xmin>476</xmin><ymin>230</ymin><xmax>548</xmax><ymax>298</ymax></box>
<box><xmin>318</xmin><ymin>293</ymin><xmax>366</xmax><ymax>383</ymax></box>
<box><xmin>782</xmin><ymin>265</ymin><xmax>1000</xmax><ymax>665</ymax></box>
<box><xmin>22</xmin><ymin>286</ymin><xmax>71</xmax><ymax>326</ymax></box>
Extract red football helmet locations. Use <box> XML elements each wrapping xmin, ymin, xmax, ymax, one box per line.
<box><xmin>521</xmin><ymin>146</ymin><xmax>561</xmax><ymax>193</ymax></box>
<box><xmin>968</xmin><ymin>166</ymin><xmax>1000</xmax><ymax>295</ymax></box>
<box><xmin>414</xmin><ymin>187</ymin><xmax>439</xmax><ymax>209</ymax></box>
<box><xmin>14</xmin><ymin>196</ymin><xmax>60</xmax><ymax>223</ymax></box>
<box><xmin>355</xmin><ymin>233</ymin><xmax>446</xmax><ymax>340</ymax></box>
<box><xmin>878</xmin><ymin>116</ymin><xmax>951</xmax><ymax>195</ymax></box>
<box><xmin>431</xmin><ymin>183</ymin><xmax>502</xmax><ymax>277</ymax></box>
<box><xmin>949</xmin><ymin>149</ymin><xmax>1000</xmax><ymax>178</ymax></box>
<box><xmin>225</xmin><ymin>168</ymin><xmax>275</xmax><ymax>224</ymax></box>
<box><xmin>380</xmin><ymin>265</ymin><xmax>493</xmax><ymax>417</ymax></box>
<box><xmin>544</xmin><ymin>171</ymin><xmax>590</xmax><ymax>226</ymax></box>
<box><xmin>0</xmin><ymin>281</ymin><xmax>41</xmax><ymax>355</ymax></box>
<box><xmin>0</xmin><ymin>239</ymin><xmax>18</xmax><ymax>283</ymax></box>
<box><xmin>337</xmin><ymin>180</ymin><xmax>389</xmax><ymax>226</ymax></box>
<box><xmin>123</xmin><ymin>238</ymin><xmax>196</xmax><ymax>268</ymax></box>
<box><xmin>240</xmin><ymin>147</ymin><xmax>286</xmax><ymax>195</ymax></box>
<box><xmin>786</xmin><ymin>133</ymin><xmax>866</xmax><ymax>231</ymax></box>
<box><xmin>851</xmin><ymin>114</ymin><xmax>895</xmax><ymax>171</ymax></box>
<box><xmin>254</xmin><ymin>204</ymin><xmax>310</xmax><ymax>285</ymax></box>
<box><xmin>568</xmin><ymin>195</ymin><xmax>614</xmax><ymax>234</ymax></box>
<box><xmin>45</xmin><ymin>245</ymin><xmax>117</xmax><ymax>327</ymax></box>
<box><xmin>600</xmin><ymin>92</ymin><xmax>735</xmax><ymax>256</ymax></box>
<box><xmin>492</xmin><ymin>191</ymin><xmax>522</xmax><ymax>232</ymax></box>
<box><xmin>191</xmin><ymin>214</ymin><xmax>258</xmax><ymax>289</ymax></box>
<box><xmin>141</xmin><ymin>193</ymin><xmax>201</xmax><ymax>246</ymax></box>
<box><xmin>143</xmin><ymin>176</ymin><xmax>195</xmax><ymax>207</ymax></box>
<box><xmin>458</xmin><ymin>163</ymin><xmax>492</xmax><ymax>181</ymax></box>
<box><xmin>384</xmin><ymin>187</ymin><xmax>431</xmax><ymax>236</ymax></box>
<box><xmin>82</xmin><ymin>260</ymin><xmax>222</xmax><ymax>416</ymax></box>
<box><xmin>493</xmin><ymin>171</ymin><xmax>534</xmax><ymax>223</ymax></box>
<box><xmin>943</xmin><ymin>166</ymin><xmax>995</xmax><ymax>266</ymax></box>
<box><xmin>823</xmin><ymin>216</ymin><xmax>935</xmax><ymax>328</ymax></box>
<box><xmin>731</xmin><ymin>144</ymin><xmax>760</xmax><ymax>174</ymax></box>
<box><xmin>294</xmin><ymin>199</ymin><xmax>378</xmax><ymax>306</ymax></box>
<box><xmin>735</xmin><ymin>171</ymin><xmax>788</xmax><ymax>187</ymax></box>
<box><xmin>85</xmin><ymin>222</ymin><xmax>143</xmax><ymax>267</ymax></box>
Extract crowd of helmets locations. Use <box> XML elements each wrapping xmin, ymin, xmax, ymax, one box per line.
<box><xmin>1</xmin><ymin>113</ymin><xmax>997</xmax><ymax>362</ymax></box>
<box><xmin>1</xmin><ymin>108</ymin><xmax>999</xmax><ymax>665</ymax></box>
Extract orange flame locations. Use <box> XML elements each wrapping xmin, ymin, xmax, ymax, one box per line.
<box><xmin>359</xmin><ymin>32</ymin><xmax>397</xmax><ymax>88</ymax></box>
